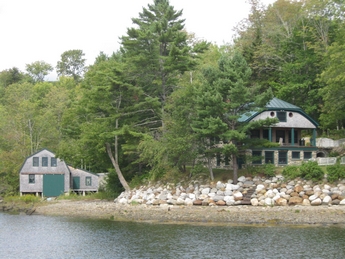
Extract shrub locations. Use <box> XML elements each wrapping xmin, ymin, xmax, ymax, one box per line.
<box><xmin>263</xmin><ymin>163</ymin><xmax>276</xmax><ymax>177</ymax></box>
<box><xmin>300</xmin><ymin>161</ymin><xmax>324</xmax><ymax>181</ymax></box>
<box><xmin>282</xmin><ymin>165</ymin><xmax>300</xmax><ymax>180</ymax></box>
<box><xmin>327</xmin><ymin>164</ymin><xmax>345</xmax><ymax>183</ymax></box>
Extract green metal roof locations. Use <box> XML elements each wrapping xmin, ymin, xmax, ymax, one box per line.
<box><xmin>240</xmin><ymin>97</ymin><xmax>319</xmax><ymax>127</ymax></box>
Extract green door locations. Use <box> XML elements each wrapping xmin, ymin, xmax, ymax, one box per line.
<box><xmin>43</xmin><ymin>174</ymin><xmax>64</xmax><ymax>197</ymax></box>
<box><xmin>73</xmin><ymin>176</ymin><xmax>80</xmax><ymax>189</ymax></box>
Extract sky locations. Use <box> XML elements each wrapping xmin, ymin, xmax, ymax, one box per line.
<box><xmin>0</xmin><ymin>0</ymin><xmax>276</xmax><ymax>80</ymax></box>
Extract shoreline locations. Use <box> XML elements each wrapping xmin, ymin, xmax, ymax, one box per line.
<box><xmin>30</xmin><ymin>199</ymin><xmax>345</xmax><ymax>226</ymax></box>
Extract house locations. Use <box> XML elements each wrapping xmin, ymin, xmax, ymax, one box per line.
<box><xmin>243</xmin><ymin>97</ymin><xmax>319</xmax><ymax>166</ymax></box>
<box><xmin>19</xmin><ymin>149</ymin><xmax>99</xmax><ymax>197</ymax></box>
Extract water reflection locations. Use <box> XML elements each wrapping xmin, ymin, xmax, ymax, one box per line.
<box><xmin>1</xmin><ymin>213</ymin><xmax>345</xmax><ymax>259</ymax></box>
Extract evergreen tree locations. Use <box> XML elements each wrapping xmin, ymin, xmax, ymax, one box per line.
<box><xmin>193</xmin><ymin>50</ymin><xmax>274</xmax><ymax>182</ymax></box>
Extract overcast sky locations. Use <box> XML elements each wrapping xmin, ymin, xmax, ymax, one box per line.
<box><xmin>0</xmin><ymin>0</ymin><xmax>276</xmax><ymax>80</ymax></box>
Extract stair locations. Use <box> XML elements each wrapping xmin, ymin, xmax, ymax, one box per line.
<box><xmin>240</xmin><ymin>187</ymin><xmax>255</xmax><ymax>205</ymax></box>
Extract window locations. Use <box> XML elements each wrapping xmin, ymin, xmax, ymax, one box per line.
<box><xmin>289</xmin><ymin>129</ymin><xmax>298</xmax><ymax>144</ymax></box>
<box><xmin>292</xmin><ymin>151</ymin><xmax>300</xmax><ymax>159</ymax></box>
<box><xmin>42</xmin><ymin>157</ymin><xmax>48</xmax><ymax>167</ymax></box>
<box><xmin>304</xmin><ymin>152</ymin><xmax>312</xmax><ymax>160</ymax></box>
<box><xmin>225</xmin><ymin>155</ymin><xmax>230</xmax><ymax>166</ymax></box>
<box><xmin>250</xmin><ymin>130</ymin><xmax>260</xmax><ymax>139</ymax></box>
<box><xmin>265</xmin><ymin>151</ymin><xmax>274</xmax><ymax>164</ymax></box>
<box><xmin>276</xmin><ymin>130</ymin><xmax>285</xmax><ymax>143</ymax></box>
<box><xmin>33</xmin><ymin>157</ymin><xmax>39</xmax><ymax>167</ymax></box>
<box><xmin>278</xmin><ymin>151</ymin><xmax>287</xmax><ymax>165</ymax></box>
<box><xmin>277</xmin><ymin>111</ymin><xmax>286</xmax><ymax>122</ymax></box>
<box><xmin>29</xmin><ymin>174</ymin><xmax>35</xmax><ymax>183</ymax></box>
<box><xmin>51</xmin><ymin>157</ymin><xmax>57</xmax><ymax>167</ymax></box>
<box><xmin>85</xmin><ymin>177</ymin><xmax>92</xmax><ymax>186</ymax></box>
<box><xmin>263</xmin><ymin>129</ymin><xmax>269</xmax><ymax>140</ymax></box>
<box><xmin>252</xmin><ymin>151</ymin><xmax>262</xmax><ymax>164</ymax></box>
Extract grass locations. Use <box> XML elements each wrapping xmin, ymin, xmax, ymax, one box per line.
<box><xmin>56</xmin><ymin>191</ymin><xmax>117</xmax><ymax>201</ymax></box>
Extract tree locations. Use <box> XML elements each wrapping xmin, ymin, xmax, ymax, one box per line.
<box><xmin>120</xmin><ymin>0</ymin><xmax>208</xmax><ymax>128</ymax></box>
<box><xmin>193</xmin><ymin>50</ymin><xmax>274</xmax><ymax>182</ymax></box>
<box><xmin>56</xmin><ymin>50</ymin><xmax>86</xmax><ymax>81</ymax></box>
<box><xmin>25</xmin><ymin>61</ymin><xmax>53</xmax><ymax>82</ymax></box>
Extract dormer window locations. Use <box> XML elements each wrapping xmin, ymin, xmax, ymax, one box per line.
<box><xmin>42</xmin><ymin>157</ymin><xmax>48</xmax><ymax>167</ymax></box>
<box><xmin>277</xmin><ymin>111</ymin><xmax>286</xmax><ymax>122</ymax></box>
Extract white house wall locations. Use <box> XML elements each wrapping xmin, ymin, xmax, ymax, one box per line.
<box><xmin>251</xmin><ymin>111</ymin><xmax>316</xmax><ymax>129</ymax></box>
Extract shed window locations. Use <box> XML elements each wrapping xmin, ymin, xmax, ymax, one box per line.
<box><xmin>42</xmin><ymin>157</ymin><xmax>48</xmax><ymax>167</ymax></box>
<box><xmin>304</xmin><ymin>152</ymin><xmax>312</xmax><ymax>160</ymax></box>
<box><xmin>292</xmin><ymin>151</ymin><xmax>300</xmax><ymax>159</ymax></box>
<box><xmin>85</xmin><ymin>177</ymin><xmax>92</xmax><ymax>186</ymax></box>
<box><xmin>29</xmin><ymin>174</ymin><xmax>35</xmax><ymax>184</ymax></box>
<box><xmin>33</xmin><ymin>157</ymin><xmax>39</xmax><ymax>167</ymax></box>
<box><xmin>51</xmin><ymin>157</ymin><xmax>57</xmax><ymax>167</ymax></box>
<box><xmin>277</xmin><ymin>111</ymin><xmax>286</xmax><ymax>122</ymax></box>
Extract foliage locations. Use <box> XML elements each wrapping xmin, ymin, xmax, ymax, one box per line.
<box><xmin>282</xmin><ymin>165</ymin><xmax>301</xmax><ymax>180</ymax></box>
<box><xmin>327</xmin><ymin>164</ymin><xmax>345</xmax><ymax>183</ymax></box>
<box><xmin>56</xmin><ymin>49</ymin><xmax>86</xmax><ymax>81</ymax></box>
<box><xmin>263</xmin><ymin>163</ymin><xmax>276</xmax><ymax>178</ymax></box>
<box><xmin>26</xmin><ymin>61</ymin><xmax>53</xmax><ymax>83</ymax></box>
<box><xmin>300</xmin><ymin>161</ymin><xmax>324</xmax><ymax>181</ymax></box>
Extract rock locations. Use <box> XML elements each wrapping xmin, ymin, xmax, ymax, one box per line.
<box><xmin>331</xmin><ymin>199</ymin><xmax>340</xmax><ymax>205</ymax></box>
<box><xmin>243</xmin><ymin>181</ymin><xmax>254</xmax><ymax>188</ymax></box>
<box><xmin>119</xmin><ymin>198</ymin><xmax>128</xmax><ymax>204</ymax></box>
<box><xmin>340</xmin><ymin>199</ymin><xmax>345</xmax><ymax>205</ymax></box>
<box><xmin>275</xmin><ymin>198</ymin><xmax>287</xmax><ymax>206</ymax></box>
<box><xmin>251</xmin><ymin>198</ymin><xmax>259</xmax><ymax>206</ymax></box>
<box><xmin>311</xmin><ymin>198</ymin><xmax>322</xmax><ymax>206</ymax></box>
<box><xmin>238</xmin><ymin>176</ymin><xmax>246</xmax><ymax>182</ymax></box>
<box><xmin>212</xmin><ymin>195</ymin><xmax>225</xmax><ymax>202</ymax></box>
<box><xmin>193</xmin><ymin>200</ymin><xmax>202</xmax><ymax>206</ymax></box>
<box><xmin>264</xmin><ymin>198</ymin><xmax>274</xmax><ymax>206</ymax></box>
<box><xmin>322</xmin><ymin>196</ymin><xmax>332</xmax><ymax>205</ymax></box>
<box><xmin>302</xmin><ymin>199</ymin><xmax>311</xmax><ymax>206</ymax></box>
<box><xmin>331</xmin><ymin>193</ymin><xmax>339</xmax><ymax>200</ymax></box>
<box><xmin>216</xmin><ymin>200</ymin><xmax>226</xmax><ymax>206</ymax></box>
<box><xmin>309</xmin><ymin>194</ymin><xmax>319</xmax><ymax>201</ymax></box>
<box><xmin>289</xmin><ymin>196</ymin><xmax>303</xmax><ymax>205</ymax></box>
<box><xmin>290</xmin><ymin>192</ymin><xmax>299</xmax><ymax>197</ymax></box>
<box><xmin>256</xmin><ymin>184</ymin><xmax>265</xmax><ymax>191</ymax></box>
<box><xmin>294</xmin><ymin>185</ymin><xmax>303</xmax><ymax>193</ymax></box>
<box><xmin>233</xmin><ymin>191</ymin><xmax>243</xmax><ymax>201</ymax></box>
<box><xmin>305</xmin><ymin>190</ymin><xmax>314</xmax><ymax>196</ymax></box>
<box><xmin>201</xmin><ymin>188</ymin><xmax>210</xmax><ymax>195</ymax></box>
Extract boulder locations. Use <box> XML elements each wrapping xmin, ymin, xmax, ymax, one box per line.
<box><xmin>233</xmin><ymin>191</ymin><xmax>243</xmax><ymax>201</ymax></box>
<box><xmin>288</xmin><ymin>196</ymin><xmax>303</xmax><ymax>205</ymax></box>
<box><xmin>311</xmin><ymin>198</ymin><xmax>322</xmax><ymax>206</ymax></box>
<box><xmin>322</xmin><ymin>196</ymin><xmax>332</xmax><ymax>205</ymax></box>
<box><xmin>302</xmin><ymin>199</ymin><xmax>311</xmax><ymax>206</ymax></box>
<box><xmin>264</xmin><ymin>198</ymin><xmax>274</xmax><ymax>206</ymax></box>
<box><xmin>294</xmin><ymin>185</ymin><xmax>303</xmax><ymax>193</ymax></box>
<box><xmin>216</xmin><ymin>200</ymin><xmax>226</xmax><ymax>206</ymax></box>
<box><xmin>193</xmin><ymin>200</ymin><xmax>202</xmax><ymax>206</ymax></box>
<box><xmin>309</xmin><ymin>194</ymin><xmax>319</xmax><ymax>201</ymax></box>
<box><xmin>275</xmin><ymin>198</ymin><xmax>287</xmax><ymax>206</ymax></box>
<box><xmin>251</xmin><ymin>198</ymin><xmax>259</xmax><ymax>206</ymax></box>
<box><xmin>340</xmin><ymin>199</ymin><xmax>345</xmax><ymax>205</ymax></box>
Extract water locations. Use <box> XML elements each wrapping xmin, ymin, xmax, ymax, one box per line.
<box><xmin>1</xmin><ymin>213</ymin><xmax>345</xmax><ymax>259</ymax></box>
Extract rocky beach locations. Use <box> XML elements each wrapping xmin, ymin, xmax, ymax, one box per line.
<box><xmin>32</xmin><ymin>174</ymin><xmax>345</xmax><ymax>226</ymax></box>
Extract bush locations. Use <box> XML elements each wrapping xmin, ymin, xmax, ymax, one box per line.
<box><xmin>282</xmin><ymin>165</ymin><xmax>300</xmax><ymax>180</ymax></box>
<box><xmin>327</xmin><ymin>164</ymin><xmax>345</xmax><ymax>183</ymax></box>
<box><xmin>263</xmin><ymin>163</ymin><xmax>276</xmax><ymax>177</ymax></box>
<box><xmin>300</xmin><ymin>161</ymin><xmax>324</xmax><ymax>181</ymax></box>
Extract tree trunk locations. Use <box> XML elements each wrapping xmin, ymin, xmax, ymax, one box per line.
<box><xmin>105</xmin><ymin>143</ymin><xmax>130</xmax><ymax>192</ymax></box>
<box><xmin>207</xmin><ymin>157</ymin><xmax>214</xmax><ymax>181</ymax></box>
<box><xmin>232</xmin><ymin>154</ymin><xmax>238</xmax><ymax>184</ymax></box>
